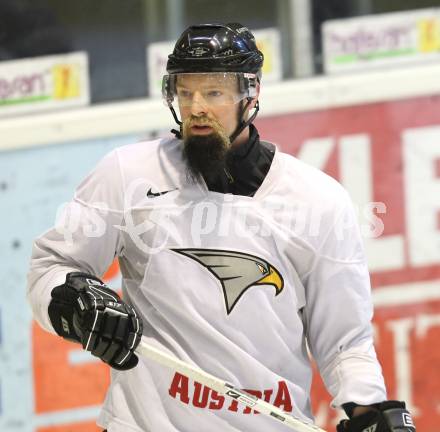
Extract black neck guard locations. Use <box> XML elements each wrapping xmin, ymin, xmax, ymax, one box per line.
<box><xmin>204</xmin><ymin>124</ymin><xmax>275</xmax><ymax>196</ymax></box>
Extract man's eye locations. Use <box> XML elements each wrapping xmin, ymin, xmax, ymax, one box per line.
<box><xmin>178</xmin><ymin>89</ymin><xmax>191</xmax><ymax>98</ymax></box>
<box><xmin>207</xmin><ymin>90</ymin><xmax>222</xmax><ymax>97</ymax></box>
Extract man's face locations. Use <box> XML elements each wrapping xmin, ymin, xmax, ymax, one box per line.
<box><xmin>176</xmin><ymin>73</ymin><xmax>244</xmax><ymax>183</ymax></box>
<box><xmin>176</xmin><ymin>73</ymin><xmax>242</xmax><ymax>141</ymax></box>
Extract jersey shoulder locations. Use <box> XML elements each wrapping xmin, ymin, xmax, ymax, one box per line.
<box><xmin>115</xmin><ymin>137</ymin><xmax>184</xmax><ymax>181</ymax></box>
<box><xmin>112</xmin><ymin>137</ymin><xmax>186</xmax><ymax>207</ymax></box>
<box><xmin>75</xmin><ymin>137</ymin><xmax>185</xmax><ymax>211</ymax></box>
<box><xmin>276</xmin><ymin>150</ymin><xmax>349</xmax><ymax>204</ymax></box>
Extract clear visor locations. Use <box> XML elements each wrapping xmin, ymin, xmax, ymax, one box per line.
<box><xmin>162</xmin><ymin>72</ymin><xmax>258</xmax><ymax>107</ymax></box>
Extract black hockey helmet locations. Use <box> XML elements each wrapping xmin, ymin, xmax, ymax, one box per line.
<box><xmin>166</xmin><ymin>23</ymin><xmax>264</xmax><ymax>76</ymax></box>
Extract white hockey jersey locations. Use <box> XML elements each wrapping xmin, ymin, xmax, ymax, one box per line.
<box><xmin>28</xmin><ymin>137</ymin><xmax>387</xmax><ymax>431</ymax></box>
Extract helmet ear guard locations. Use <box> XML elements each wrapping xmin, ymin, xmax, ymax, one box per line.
<box><xmin>241</xmin><ymin>73</ymin><xmax>258</xmax><ymax>99</ymax></box>
<box><xmin>161</xmin><ymin>74</ymin><xmax>175</xmax><ymax>107</ymax></box>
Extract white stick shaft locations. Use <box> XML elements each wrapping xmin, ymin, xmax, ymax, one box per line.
<box><xmin>135</xmin><ymin>337</ymin><xmax>327</xmax><ymax>432</ymax></box>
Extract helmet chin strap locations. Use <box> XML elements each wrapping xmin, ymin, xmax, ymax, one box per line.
<box><xmin>169</xmin><ymin>105</ymin><xmax>183</xmax><ymax>139</ymax></box>
<box><xmin>168</xmin><ymin>99</ymin><xmax>260</xmax><ymax>142</ymax></box>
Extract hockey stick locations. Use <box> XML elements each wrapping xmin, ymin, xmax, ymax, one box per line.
<box><xmin>135</xmin><ymin>337</ymin><xmax>327</xmax><ymax>432</ymax></box>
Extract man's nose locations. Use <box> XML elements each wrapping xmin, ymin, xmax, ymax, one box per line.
<box><xmin>190</xmin><ymin>91</ymin><xmax>208</xmax><ymax>116</ymax></box>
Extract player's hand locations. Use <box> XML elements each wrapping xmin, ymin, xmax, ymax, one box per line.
<box><xmin>48</xmin><ymin>272</ymin><xmax>143</xmax><ymax>370</ymax></box>
<box><xmin>337</xmin><ymin>401</ymin><xmax>415</xmax><ymax>431</ymax></box>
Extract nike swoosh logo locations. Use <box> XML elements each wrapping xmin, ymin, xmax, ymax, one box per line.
<box><xmin>147</xmin><ymin>187</ymin><xmax>178</xmax><ymax>198</ymax></box>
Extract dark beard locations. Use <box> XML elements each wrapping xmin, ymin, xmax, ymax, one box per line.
<box><xmin>183</xmin><ymin>133</ymin><xmax>229</xmax><ymax>184</ymax></box>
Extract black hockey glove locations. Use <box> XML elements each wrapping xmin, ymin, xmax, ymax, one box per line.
<box><xmin>48</xmin><ymin>272</ymin><xmax>143</xmax><ymax>370</ymax></box>
<box><xmin>337</xmin><ymin>401</ymin><xmax>415</xmax><ymax>432</ymax></box>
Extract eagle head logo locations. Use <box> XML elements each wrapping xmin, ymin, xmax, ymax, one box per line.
<box><xmin>172</xmin><ymin>249</ymin><xmax>284</xmax><ymax>314</ymax></box>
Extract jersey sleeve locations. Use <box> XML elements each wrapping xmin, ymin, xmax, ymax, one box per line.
<box><xmin>303</xmin><ymin>189</ymin><xmax>387</xmax><ymax>408</ymax></box>
<box><xmin>27</xmin><ymin>149</ymin><xmax>125</xmax><ymax>333</ymax></box>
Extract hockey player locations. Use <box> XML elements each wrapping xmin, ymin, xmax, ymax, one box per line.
<box><xmin>28</xmin><ymin>23</ymin><xmax>416</xmax><ymax>431</ymax></box>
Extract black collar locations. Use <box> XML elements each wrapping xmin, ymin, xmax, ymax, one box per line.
<box><xmin>204</xmin><ymin>124</ymin><xmax>275</xmax><ymax>196</ymax></box>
